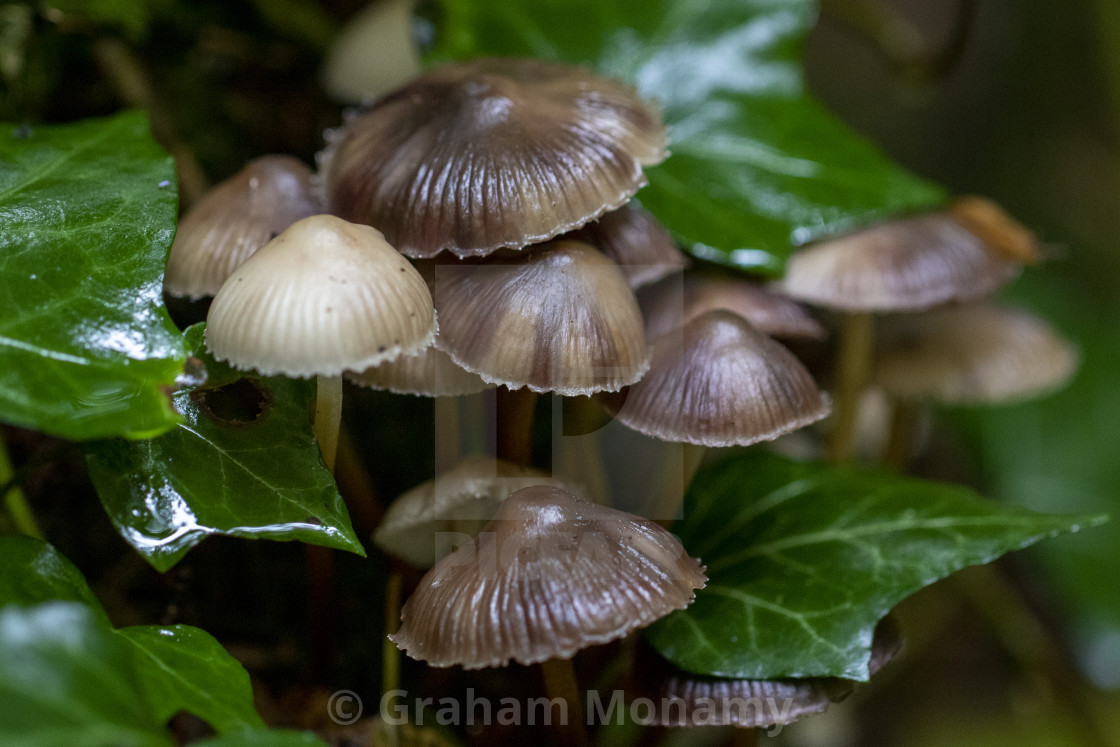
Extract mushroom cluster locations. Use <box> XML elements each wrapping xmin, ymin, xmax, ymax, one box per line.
<box><xmin>160</xmin><ymin>52</ymin><xmax>955</xmax><ymax>738</ymax></box>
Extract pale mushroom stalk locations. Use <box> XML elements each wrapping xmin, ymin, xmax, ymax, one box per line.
<box><xmin>495</xmin><ymin>386</ymin><xmax>538</xmax><ymax>467</ymax></box>
<box><xmin>540</xmin><ymin>658</ymin><xmax>589</xmax><ymax>746</ymax></box>
<box><xmin>882</xmin><ymin>398</ymin><xmax>919</xmax><ymax>471</ymax></box>
<box><xmin>313</xmin><ymin>375</ymin><xmax>344</xmax><ymax>472</ymax></box>
<box><xmin>828</xmin><ymin>311</ymin><xmax>874</xmax><ymax>462</ymax></box>
<box><xmin>382</xmin><ymin>570</ymin><xmax>404</xmax><ymax>697</ymax></box>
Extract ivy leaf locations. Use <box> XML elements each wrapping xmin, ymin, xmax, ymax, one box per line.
<box><xmin>0</xmin><ymin>112</ymin><xmax>187</xmax><ymax>440</ymax></box>
<box><xmin>0</xmin><ymin>537</ymin><xmax>266</xmax><ymax>740</ymax></box>
<box><xmin>0</xmin><ymin>602</ymin><xmax>172</xmax><ymax>747</ymax></box>
<box><xmin>118</xmin><ymin>626</ymin><xmax>265</xmax><ymax>733</ymax></box>
<box><xmin>427</xmin><ymin>0</ymin><xmax>946</xmax><ymax>274</ymax></box>
<box><xmin>645</xmin><ymin>451</ymin><xmax>1105</xmax><ymax>680</ymax></box>
<box><xmin>85</xmin><ymin>324</ymin><xmax>365</xmax><ymax>571</ymax></box>
<box><xmin>0</xmin><ymin>534</ymin><xmax>107</xmax><ymax>620</ymax></box>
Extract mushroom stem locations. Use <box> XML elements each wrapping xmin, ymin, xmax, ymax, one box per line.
<box><xmin>0</xmin><ymin>436</ymin><xmax>43</xmax><ymax>540</ymax></box>
<box><xmin>539</xmin><ymin>657</ymin><xmax>589</xmax><ymax>746</ymax></box>
<box><xmin>495</xmin><ymin>386</ymin><xmax>538</xmax><ymax>467</ymax></box>
<box><xmin>314</xmin><ymin>374</ymin><xmax>344</xmax><ymax>472</ymax></box>
<box><xmin>883</xmin><ymin>399</ymin><xmax>919</xmax><ymax>471</ymax></box>
<box><xmin>652</xmin><ymin>443</ymin><xmax>706</xmax><ymax>528</ymax></box>
<box><xmin>829</xmin><ymin>312</ymin><xmax>874</xmax><ymax>462</ymax></box>
<box><xmin>382</xmin><ymin>569</ymin><xmax>403</xmax><ymax>696</ymax></box>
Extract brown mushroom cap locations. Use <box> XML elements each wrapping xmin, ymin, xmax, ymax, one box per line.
<box><xmin>389</xmin><ymin>485</ymin><xmax>707</xmax><ymax>669</ymax></box>
<box><xmin>432</xmin><ymin>240</ymin><xmax>650</xmax><ymax>395</ymax></box>
<box><xmin>780</xmin><ymin>208</ymin><xmax>1034</xmax><ymax>312</ymax></box>
<box><xmin>373</xmin><ymin>455</ymin><xmax>569</xmax><ymax>568</ymax></box>
<box><xmin>319</xmin><ymin>57</ymin><xmax>667</xmax><ymax>259</ymax></box>
<box><xmin>569</xmin><ymin>204</ymin><xmax>688</xmax><ymax>289</ymax></box>
<box><xmin>601</xmin><ymin>310</ymin><xmax>830</xmax><ymax>447</ymax></box>
<box><xmin>873</xmin><ymin>304</ymin><xmax>1078</xmax><ymax>404</ymax></box>
<box><xmin>205</xmin><ymin>214</ymin><xmax>436</xmax><ymax>377</ymax></box>
<box><xmin>639</xmin><ymin>273</ymin><xmax>826</xmax><ymax>341</ymax></box>
<box><xmin>165</xmin><ymin>155</ymin><xmax>320</xmax><ymax>300</ymax></box>
<box><xmin>346</xmin><ymin>344</ymin><xmax>491</xmax><ymax>397</ymax></box>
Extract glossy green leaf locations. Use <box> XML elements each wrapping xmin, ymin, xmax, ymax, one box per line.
<box><xmin>0</xmin><ymin>534</ymin><xmax>107</xmax><ymax>620</ymax></box>
<box><xmin>85</xmin><ymin>324</ymin><xmax>364</xmax><ymax>571</ymax></box>
<box><xmin>0</xmin><ymin>112</ymin><xmax>187</xmax><ymax>440</ymax></box>
<box><xmin>0</xmin><ymin>602</ymin><xmax>171</xmax><ymax>747</ymax></box>
<box><xmin>427</xmin><ymin>0</ymin><xmax>947</xmax><ymax>274</ymax></box>
<box><xmin>0</xmin><ymin>537</ymin><xmax>267</xmax><ymax>739</ymax></box>
<box><xmin>645</xmin><ymin>451</ymin><xmax>1105</xmax><ymax>680</ymax></box>
<box><xmin>119</xmin><ymin>626</ymin><xmax>265</xmax><ymax>733</ymax></box>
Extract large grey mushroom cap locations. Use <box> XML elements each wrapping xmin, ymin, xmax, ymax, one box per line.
<box><xmin>389</xmin><ymin>485</ymin><xmax>707</xmax><ymax>669</ymax></box>
<box><xmin>319</xmin><ymin>57</ymin><xmax>667</xmax><ymax>258</ymax></box>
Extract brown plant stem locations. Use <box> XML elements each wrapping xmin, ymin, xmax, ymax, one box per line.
<box><xmin>954</xmin><ymin>564</ymin><xmax>1115</xmax><ymax>747</ymax></box>
<box><xmin>829</xmin><ymin>312</ymin><xmax>874</xmax><ymax>463</ymax></box>
<box><xmin>91</xmin><ymin>38</ymin><xmax>210</xmax><ymax>206</ymax></box>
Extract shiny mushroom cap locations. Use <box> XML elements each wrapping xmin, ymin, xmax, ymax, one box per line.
<box><xmin>205</xmin><ymin>214</ymin><xmax>436</xmax><ymax>377</ymax></box>
<box><xmin>780</xmin><ymin>206</ymin><xmax>1036</xmax><ymax>312</ymax></box>
<box><xmin>432</xmin><ymin>240</ymin><xmax>650</xmax><ymax>395</ymax></box>
<box><xmin>639</xmin><ymin>273</ymin><xmax>826</xmax><ymax>341</ymax></box>
<box><xmin>602</xmin><ymin>310</ymin><xmax>830</xmax><ymax>447</ymax></box>
<box><xmin>373</xmin><ymin>455</ymin><xmax>569</xmax><ymax>568</ymax></box>
<box><xmin>319</xmin><ymin>57</ymin><xmax>668</xmax><ymax>258</ymax></box>
<box><xmin>569</xmin><ymin>204</ymin><xmax>688</xmax><ymax>289</ymax></box>
<box><xmin>874</xmin><ymin>304</ymin><xmax>1077</xmax><ymax>404</ymax></box>
<box><xmin>389</xmin><ymin>485</ymin><xmax>707</xmax><ymax>669</ymax></box>
<box><xmin>164</xmin><ymin>155</ymin><xmax>321</xmax><ymax>300</ymax></box>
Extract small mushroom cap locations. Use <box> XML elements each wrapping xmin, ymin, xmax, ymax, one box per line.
<box><xmin>433</xmin><ymin>240</ymin><xmax>650</xmax><ymax>395</ymax></box>
<box><xmin>164</xmin><ymin>155</ymin><xmax>321</xmax><ymax>300</ymax></box>
<box><xmin>780</xmin><ymin>209</ymin><xmax>1028</xmax><ymax>312</ymax></box>
<box><xmin>874</xmin><ymin>304</ymin><xmax>1078</xmax><ymax>404</ymax></box>
<box><xmin>601</xmin><ymin>310</ymin><xmax>830</xmax><ymax>447</ymax></box>
<box><xmin>389</xmin><ymin>485</ymin><xmax>707</xmax><ymax>669</ymax></box>
<box><xmin>639</xmin><ymin>273</ymin><xmax>826</xmax><ymax>341</ymax></box>
<box><xmin>346</xmin><ymin>344</ymin><xmax>491</xmax><ymax>397</ymax></box>
<box><xmin>205</xmin><ymin>214</ymin><xmax>436</xmax><ymax>377</ymax></box>
<box><xmin>320</xmin><ymin>57</ymin><xmax>668</xmax><ymax>258</ymax></box>
<box><xmin>373</xmin><ymin>455</ymin><xmax>569</xmax><ymax>568</ymax></box>
<box><xmin>569</xmin><ymin>204</ymin><xmax>689</xmax><ymax>289</ymax></box>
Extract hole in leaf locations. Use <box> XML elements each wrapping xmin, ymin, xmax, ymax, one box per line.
<box><xmin>191</xmin><ymin>379</ymin><xmax>273</xmax><ymax>426</ymax></box>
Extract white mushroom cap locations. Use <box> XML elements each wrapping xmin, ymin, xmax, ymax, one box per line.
<box><xmin>205</xmin><ymin>214</ymin><xmax>436</xmax><ymax>377</ymax></box>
